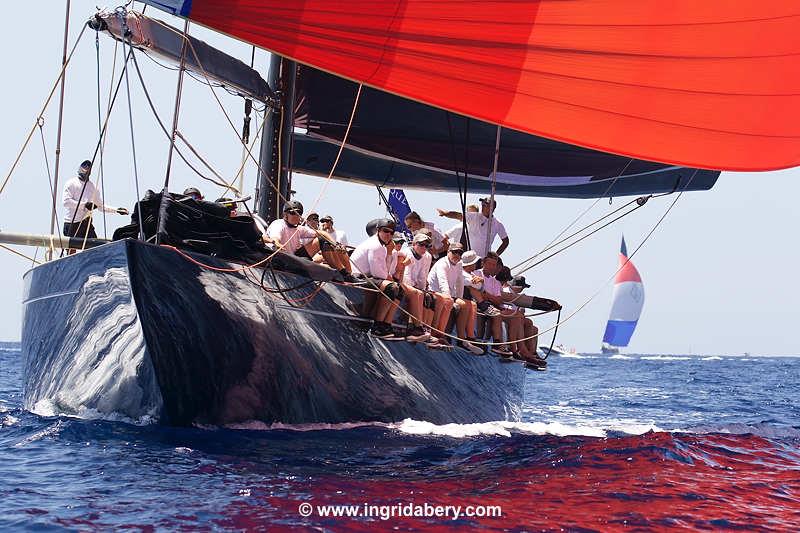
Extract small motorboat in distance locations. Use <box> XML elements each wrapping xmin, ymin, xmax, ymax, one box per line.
<box><xmin>539</xmin><ymin>344</ymin><xmax>578</xmax><ymax>357</ymax></box>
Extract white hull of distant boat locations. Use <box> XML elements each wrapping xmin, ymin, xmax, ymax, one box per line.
<box><xmin>539</xmin><ymin>345</ymin><xmax>578</xmax><ymax>357</ymax></box>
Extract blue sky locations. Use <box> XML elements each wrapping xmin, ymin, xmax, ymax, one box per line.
<box><xmin>0</xmin><ymin>1</ymin><xmax>798</xmax><ymax>354</ymax></box>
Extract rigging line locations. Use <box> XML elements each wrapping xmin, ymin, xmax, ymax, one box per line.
<box><xmin>50</xmin><ymin>0</ymin><xmax>72</xmax><ymax>243</ymax></box>
<box><xmin>511</xmin><ymin>194</ymin><xmax>644</xmax><ymax>274</ymax></box>
<box><xmin>514</xmin><ymin>197</ymin><xmax>647</xmax><ymax>276</ymax></box>
<box><xmin>36</xmin><ymin>119</ymin><xmax>61</xmax><ymax>254</ymax></box>
<box><xmin>466</xmin><ymin>170</ymin><xmax>696</xmax><ymax>348</ymax></box>
<box><xmin>118</xmin><ymin>9</ymin><xmax>145</xmax><ymax>241</ymax></box>
<box><xmin>236</xmin><ymin>45</ymin><xmax>256</xmax><ymax>194</ymax></box>
<box><xmin>162</xmin><ymin>19</ymin><xmax>190</xmax><ymax>192</ymax></box>
<box><xmin>445</xmin><ymin>111</ymin><xmax>468</xmax><ymax>249</ymax></box>
<box><xmin>462</xmin><ymin>118</ymin><xmax>471</xmax><ymax>248</ymax></box>
<box><xmin>144</xmin><ymin>15</ymin><xmax>288</xmax><ymax>204</ymax></box>
<box><xmin>129</xmin><ymin>51</ymin><xmax>244</xmax><ymax>192</ymax></box>
<box><xmin>540</xmin><ymin>308</ymin><xmax>562</xmax><ymax>360</ymax></box>
<box><xmin>0</xmin><ymin>22</ymin><xmax>88</xmax><ymax>198</ymax></box>
<box><xmin>161</xmin><ymin>80</ymin><xmax>366</xmax><ymax>271</ymax></box>
<box><xmin>534</xmin><ymin>169</ymin><xmax>700</xmax><ymax>347</ymax></box>
<box><xmin>95</xmin><ymin>31</ymin><xmax>108</xmax><ymax>239</ymax></box>
<box><xmin>484</xmin><ymin>125</ymin><xmax>501</xmax><ymax>256</ymax></box>
<box><xmin>0</xmin><ymin>244</ymin><xmax>41</xmax><ymax>266</ymax></box>
<box><xmin>510</xmin><ymin>158</ymin><xmax>634</xmax><ymax>273</ymax></box>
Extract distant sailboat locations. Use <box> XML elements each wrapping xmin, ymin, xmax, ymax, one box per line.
<box><xmin>601</xmin><ymin>237</ymin><xmax>644</xmax><ymax>355</ymax></box>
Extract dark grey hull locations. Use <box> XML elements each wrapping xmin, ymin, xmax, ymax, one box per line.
<box><xmin>21</xmin><ymin>239</ymin><xmax>524</xmax><ymax>426</ymax></box>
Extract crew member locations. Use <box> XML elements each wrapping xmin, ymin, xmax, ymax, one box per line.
<box><xmin>62</xmin><ymin>159</ymin><xmax>128</xmax><ymax>243</ymax></box>
<box><xmin>402</xmin><ymin>232</ymin><xmax>436</xmax><ymax>343</ymax></box>
<box><xmin>350</xmin><ymin>218</ymin><xmax>405</xmax><ymax>339</ymax></box>
<box><xmin>437</xmin><ymin>197</ymin><xmax>508</xmax><ymax>257</ymax></box>
<box><xmin>427</xmin><ymin>242</ymin><xmax>482</xmax><ymax>354</ymax></box>
<box><xmin>266</xmin><ymin>200</ymin><xmax>353</xmax><ymax>280</ymax></box>
<box><xmin>404</xmin><ymin>211</ymin><xmax>448</xmax><ymax>259</ymax></box>
<box><xmin>320</xmin><ymin>215</ymin><xmax>348</xmax><ymax>246</ymax></box>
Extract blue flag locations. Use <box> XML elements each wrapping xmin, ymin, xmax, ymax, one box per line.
<box><xmin>387</xmin><ymin>189</ymin><xmax>413</xmax><ymax>237</ymax></box>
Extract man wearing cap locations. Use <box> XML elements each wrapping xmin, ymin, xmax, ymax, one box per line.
<box><xmin>320</xmin><ymin>215</ymin><xmax>348</xmax><ymax>246</ymax></box>
<box><xmin>502</xmin><ymin>274</ymin><xmax>544</xmax><ymax>365</ymax></box>
<box><xmin>182</xmin><ymin>187</ymin><xmax>203</xmax><ymax>201</ymax></box>
<box><xmin>426</xmin><ymin>242</ymin><xmax>483</xmax><ymax>354</ymax></box>
<box><xmin>461</xmin><ymin>250</ymin><xmax>501</xmax><ymax>317</ymax></box>
<box><xmin>396</xmin><ymin>232</ymin><xmax>436</xmax><ymax>343</ymax></box>
<box><xmin>404</xmin><ymin>211</ymin><xmax>448</xmax><ymax>259</ymax></box>
<box><xmin>267</xmin><ymin>200</ymin><xmax>353</xmax><ymax>280</ymax></box>
<box><xmin>436</xmin><ymin>197</ymin><xmax>509</xmax><ymax>258</ymax></box>
<box><xmin>471</xmin><ymin>252</ymin><xmax>513</xmax><ymax>356</ymax></box>
<box><xmin>62</xmin><ymin>159</ymin><xmax>128</xmax><ymax>242</ymax></box>
<box><xmin>350</xmin><ymin>218</ymin><xmax>412</xmax><ymax>339</ymax></box>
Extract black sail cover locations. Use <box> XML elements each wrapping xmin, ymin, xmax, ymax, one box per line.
<box><xmin>293</xmin><ymin>67</ymin><xmax>719</xmax><ymax>199</ymax></box>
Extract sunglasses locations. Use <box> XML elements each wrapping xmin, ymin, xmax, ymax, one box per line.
<box><xmin>379</xmin><ymin>227</ymin><xmax>394</xmax><ymax>234</ymax></box>
<box><xmin>415</xmin><ymin>241</ymin><xmax>432</xmax><ymax>248</ymax></box>
<box><xmin>286</xmin><ymin>209</ymin><xmax>302</xmax><ymax>216</ymax></box>
<box><xmin>449</xmin><ymin>249</ymin><xmax>464</xmax><ymax>256</ymax></box>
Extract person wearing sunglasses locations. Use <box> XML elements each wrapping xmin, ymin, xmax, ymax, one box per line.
<box><xmin>320</xmin><ymin>215</ymin><xmax>348</xmax><ymax>246</ymax></box>
<box><xmin>63</xmin><ymin>160</ymin><xmax>129</xmax><ymax>249</ymax></box>
<box><xmin>350</xmin><ymin>218</ymin><xmax>407</xmax><ymax>339</ymax></box>
<box><xmin>381</xmin><ymin>232</ymin><xmax>433</xmax><ymax>343</ymax></box>
<box><xmin>436</xmin><ymin>197</ymin><xmax>509</xmax><ymax>258</ymax></box>
<box><xmin>404</xmin><ymin>211</ymin><xmax>449</xmax><ymax>260</ymax></box>
<box><xmin>266</xmin><ymin>200</ymin><xmax>353</xmax><ymax>281</ymax></box>
<box><xmin>426</xmin><ymin>243</ymin><xmax>483</xmax><ymax>354</ymax></box>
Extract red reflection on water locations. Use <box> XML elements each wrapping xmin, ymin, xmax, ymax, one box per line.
<box><xmin>219</xmin><ymin>432</ymin><xmax>800</xmax><ymax>531</ymax></box>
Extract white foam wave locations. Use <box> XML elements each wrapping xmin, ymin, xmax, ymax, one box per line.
<box><xmin>640</xmin><ymin>355</ymin><xmax>691</xmax><ymax>361</ymax></box>
<box><xmin>559</xmin><ymin>354</ymin><xmax>599</xmax><ymax>359</ymax></box>
<box><xmin>2</xmin><ymin>414</ymin><xmax>19</xmax><ymax>427</ymax></box>
<box><xmin>609</xmin><ymin>354</ymin><xmax>633</xmax><ymax>360</ymax></box>
<box><xmin>211</xmin><ymin>417</ymin><xmax>668</xmax><ymax>439</ymax></box>
<box><xmin>14</xmin><ymin>420</ymin><xmax>64</xmax><ymax>447</ymax></box>
<box><xmin>30</xmin><ymin>399</ymin><xmax>157</xmax><ymax>426</ymax></box>
<box><xmin>393</xmin><ymin>419</ymin><xmax>607</xmax><ymax>438</ymax></box>
<box><xmin>701</xmin><ymin>356</ymin><xmax>722</xmax><ymax>361</ymax></box>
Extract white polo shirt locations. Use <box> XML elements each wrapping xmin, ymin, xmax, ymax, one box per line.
<box><xmin>476</xmin><ymin>268</ymin><xmax>502</xmax><ymax>297</ymax></box>
<box><xmin>332</xmin><ymin>229</ymin><xmax>348</xmax><ymax>246</ymax></box>
<box><xmin>402</xmin><ymin>246</ymin><xmax>432</xmax><ymax>290</ymax></box>
<box><xmin>350</xmin><ymin>234</ymin><xmax>390</xmax><ymax>279</ymax></box>
<box><xmin>466</xmin><ymin>212</ymin><xmax>507</xmax><ymax>257</ymax></box>
<box><xmin>427</xmin><ymin>256</ymin><xmax>464</xmax><ymax>298</ymax></box>
<box><xmin>266</xmin><ymin>218</ymin><xmax>317</xmax><ymax>254</ymax></box>
<box><xmin>63</xmin><ymin>176</ymin><xmax>119</xmax><ymax>224</ymax></box>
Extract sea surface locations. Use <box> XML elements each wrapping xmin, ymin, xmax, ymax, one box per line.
<box><xmin>1</xmin><ymin>344</ymin><xmax>799</xmax><ymax>531</ymax></box>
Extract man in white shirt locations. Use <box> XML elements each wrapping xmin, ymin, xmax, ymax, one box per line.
<box><xmin>395</xmin><ymin>232</ymin><xmax>435</xmax><ymax>342</ymax></box>
<box><xmin>443</xmin><ymin>204</ymin><xmax>478</xmax><ymax>248</ymax></box>
<box><xmin>267</xmin><ymin>200</ymin><xmax>353</xmax><ymax>280</ymax></box>
<box><xmin>426</xmin><ymin>243</ymin><xmax>482</xmax><ymax>354</ymax></box>
<box><xmin>472</xmin><ymin>252</ymin><xmax>512</xmax><ymax>356</ymax></box>
<box><xmin>63</xmin><ymin>160</ymin><xmax>128</xmax><ymax>241</ymax></box>
<box><xmin>350</xmin><ymin>218</ymin><xmax>409</xmax><ymax>339</ymax></box>
<box><xmin>320</xmin><ymin>215</ymin><xmax>348</xmax><ymax>246</ymax></box>
<box><xmin>437</xmin><ymin>197</ymin><xmax>509</xmax><ymax>258</ymax></box>
<box><xmin>503</xmin><ymin>274</ymin><xmax>543</xmax><ymax>365</ymax></box>
<box><xmin>404</xmin><ymin>211</ymin><xmax>448</xmax><ymax>259</ymax></box>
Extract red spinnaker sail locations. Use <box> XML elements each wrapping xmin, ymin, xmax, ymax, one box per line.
<box><xmin>149</xmin><ymin>1</ymin><xmax>800</xmax><ymax>171</ymax></box>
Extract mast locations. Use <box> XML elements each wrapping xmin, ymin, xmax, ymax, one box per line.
<box><xmin>255</xmin><ymin>55</ymin><xmax>296</xmax><ymax>221</ymax></box>
<box><xmin>48</xmin><ymin>0</ymin><xmax>71</xmax><ymax>255</ymax></box>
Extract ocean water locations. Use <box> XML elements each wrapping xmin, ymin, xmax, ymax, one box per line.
<box><xmin>1</xmin><ymin>344</ymin><xmax>799</xmax><ymax>531</ymax></box>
